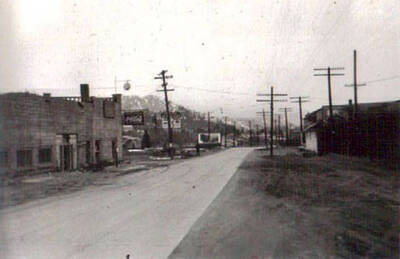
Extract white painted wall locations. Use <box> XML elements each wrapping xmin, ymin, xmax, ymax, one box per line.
<box><xmin>305</xmin><ymin>131</ymin><xmax>318</xmax><ymax>153</ymax></box>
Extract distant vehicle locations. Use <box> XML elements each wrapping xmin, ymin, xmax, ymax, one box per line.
<box><xmin>198</xmin><ymin>133</ymin><xmax>221</xmax><ymax>148</ymax></box>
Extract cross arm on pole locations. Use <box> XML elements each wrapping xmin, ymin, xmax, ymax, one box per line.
<box><xmin>345</xmin><ymin>83</ymin><xmax>366</xmax><ymax>87</ymax></box>
<box><xmin>314</xmin><ymin>67</ymin><xmax>344</xmax><ymax>71</ymax></box>
<box><xmin>257</xmin><ymin>99</ymin><xmax>287</xmax><ymax>102</ymax></box>
<box><xmin>258</xmin><ymin>94</ymin><xmax>287</xmax><ymax>96</ymax></box>
<box><xmin>314</xmin><ymin>73</ymin><xmax>345</xmax><ymax>76</ymax></box>
<box><xmin>290</xmin><ymin>96</ymin><xmax>309</xmax><ymax>99</ymax></box>
<box><xmin>291</xmin><ymin>100</ymin><xmax>310</xmax><ymax>103</ymax></box>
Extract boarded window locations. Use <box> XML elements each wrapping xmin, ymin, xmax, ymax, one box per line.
<box><xmin>39</xmin><ymin>148</ymin><xmax>52</xmax><ymax>163</ymax></box>
<box><xmin>103</xmin><ymin>100</ymin><xmax>115</xmax><ymax>118</ymax></box>
<box><xmin>0</xmin><ymin>151</ymin><xmax>8</xmax><ymax>167</ymax></box>
<box><xmin>17</xmin><ymin>150</ymin><xmax>32</xmax><ymax>167</ymax></box>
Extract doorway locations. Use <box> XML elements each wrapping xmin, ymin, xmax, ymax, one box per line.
<box><xmin>59</xmin><ymin>144</ymin><xmax>73</xmax><ymax>171</ymax></box>
<box><xmin>112</xmin><ymin>139</ymin><xmax>118</xmax><ymax>167</ymax></box>
<box><xmin>56</xmin><ymin>134</ymin><xmax>77</xmax><ymax>171</ymax></box>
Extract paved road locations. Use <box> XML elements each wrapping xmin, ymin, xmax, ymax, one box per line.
<box><xmin>0</xmin><ymin>148</ymin><xmax>253</xmax><ymax>259</ymax></box>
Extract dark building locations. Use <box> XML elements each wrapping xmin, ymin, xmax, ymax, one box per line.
<box><xmin>304</xmin><ymin>100</ymin><xmax>400</xmax><ymax>166</ymax></box>
<box><xmin>0</xmin><ymin>85</ymin><xmax>122</xmax><ymax>175</ymax></box>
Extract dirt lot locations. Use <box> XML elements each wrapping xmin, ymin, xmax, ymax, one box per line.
<box><xmin>0</xmin><ymin>160</ymin><xmax>177</xmax><ymax>210</ymax></box>
<box><xmin>251</xmin><ymin>148</ymin><xmax>400</xmax><ymax>258</ymax></box>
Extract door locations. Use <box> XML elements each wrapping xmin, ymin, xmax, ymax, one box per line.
<box><xmin>95</xmin><ymin>140</ymin><xmax>101</xmax><ymax>164</ymax></box>
<box><xmin>59</xmin><ymin>144</ymin><xmax>73</xmax><ymax>171</ymax></box>
<box><xmin>112</xmin><ymin>140</ymin><xmax>117</xmax><ymax>161</ymax></box>
<box><xmin>86</xmin><ymin>141</ymin><xmax>91</xmax><ymax>165</ymax></box>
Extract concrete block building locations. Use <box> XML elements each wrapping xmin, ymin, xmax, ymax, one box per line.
<box><xmin>0</xmin><ymin>85</ymin><xmax>122</xmax><ymax>175</ymax></box>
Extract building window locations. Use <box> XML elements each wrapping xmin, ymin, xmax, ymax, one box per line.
<box><xmin>0</xmin><ymin>151</ymin><xmax>8</xmax><ymax>167</ymax></box>
<box><xmin>39</xmin><ymin>148</ymin><xmax>52</xmax><ymax>163</ymax></box>
<box><xmin>17</xmin><ymin>150</ymin><xmax>32</xmax><ymax>167</ymax></box>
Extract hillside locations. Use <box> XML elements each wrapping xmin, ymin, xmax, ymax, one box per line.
<box><xmin>122</xmin><ymin>95</ymin><xmax>169</xmax><ymax>112</ymax></box>
<box><xmin>121</xmin><ymin>95</ymin><xmax>240</xmax><ymax>147</ymax></box>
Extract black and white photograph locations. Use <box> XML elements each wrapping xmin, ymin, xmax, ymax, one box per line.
<box><xmin>0</xmin><ymin>0</ymin><xmax>399</xmax><ymax>258</ymax></box>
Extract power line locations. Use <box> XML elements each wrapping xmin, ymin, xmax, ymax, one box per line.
<box><xmin>289</xmin><ymin>1</ymin><xmax>365</xmax><ymax>98</ymax></box>
<box><xmin>329</xmin><ymin>19</ymin><xmax>399</xmax><ymax>71</ymax></box>
<box><xmin>292</xmin><ymin>1</ymin><xmax>354</xmax><ymax>88</ymax></box>
<box><xmin>171</xmin><ymin>84</ymin><xmax>255</xmax><ymax>96</ymax></box>
<box><xmin>365</xmin><ymin>75</ymin><xmax>400</xmax><ymax>84</ymax></box>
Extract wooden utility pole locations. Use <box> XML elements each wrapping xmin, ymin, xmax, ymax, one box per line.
<box><xmin>233</xmin><ymin>121</ymin><xmax>236</xmax><ymax>147</ymax></box>
<box><xmin>207</xmin><ymin>112</ymin><xmax>211</xmax><ymax>140</ymax></box>
<box><xmin>270</xmin><ymin>87</ymin><xmax>274</xmax><ymax>155</ymax></box>
<box><xmin>284</xmin><ymin>109</ymin><xmax>288</xmax><ymax>145</ymax></box>
<box><xmin>277</xmin><ymin>115</ymin><xmax>281</xmax><ymax>143</ymax></box>
<box><xmin>153</xmin><ymin>114</ymin><xmax>158</xmax><ymax>132</ymax></box>
<box><xmin>314</xmin><ymin>66</ymin><xmax>344</xmax><ymax>153</ymax></box>
<box><xmin>155</xmin><ymin>70</ymin><xmax>174</xmax><ymax>159</ymax></box>
<box><xmin>290</xmin><ymin>97</ymin><xmax>309</xmax><ymax>145</ymax></box>
<box><xmin>256</xmin><ymin>124</ymin><xmax>259</xmax><ymax>146</ymax></box>
<box><xmin>224</xmin><ymin>116</ymin><xmax>228</xmax><ymax>147</ymax></box>
<box><xmin>345</xmin><ymin>50</ymin><xmax>366</xmax><ymax>118</ymax></box>
<box><xmin>270</xmin><ymin>88</ymin><xmax>274</xmax><ymax>154</ymax></box>
<box><xmin>353</xmin><ymin>50</ymin><xmax>358</xmax><ymax>114</ymax></box>
<box><xmin>314</xmin><ymin>67</ymin><xmax>345</xmax><ymax>118</ymax></box>
<box><xmin>257</xmin><ymin>86</ymin><xmax>287</xmax><ymax>156</ymax></box>
<box><xmin>262</xmin><ymin>109</ymin><xmax>267</xmax><ymax>148</ymax></box>
<box><xmin>248</xmin><ymin>121</ymin><xmax>252</xmax><ymax>146</ymax></box>
<box><xmin>279</xmin><ymin>107</ymin><xmax>292</xmax><ymax>145</ymax></box>
<box><xmin>256</xmin><ymin>109</ymin><xmax>268</xmax><ymax>149</ymax></box>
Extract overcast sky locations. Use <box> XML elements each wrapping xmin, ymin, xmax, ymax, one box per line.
<box><xmin>1</xmin><ymin>0</ymin><xmax>399</xmax><ymax>122</ymax></box>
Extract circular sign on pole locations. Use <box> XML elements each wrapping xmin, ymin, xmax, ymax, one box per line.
<box><xmin>123</xmin><ymin>81</ymin><xmax>131</xmax><ymax>91</ymax></box>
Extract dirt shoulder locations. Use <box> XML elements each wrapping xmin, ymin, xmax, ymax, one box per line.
<box><xmin>258</xmin><ymin>148</ymin><xmax>399</xmax><ymax>258</ymax></box>
<box><xmin>0</xmin><ymin>159</ymin><xmax>175</xmax><ymax>210</ymax></box>
<box><xmin>169</xmin><ymin>148</ymin><xmax>399</xmax><ymax>258</ymax></box>
<box><xmin>0</xmin><ymin>147</ymin><xmax>226</xmax><ymax>210</ymax></box>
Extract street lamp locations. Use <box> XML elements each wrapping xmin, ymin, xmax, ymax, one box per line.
<box><xmin>114</xmin><ymin>76</ymin><xmax>131</xmax><ymax>93</ymax></box>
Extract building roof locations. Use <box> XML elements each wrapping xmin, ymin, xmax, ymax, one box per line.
<box><xmin>306</xmin><ymin>99</ymin><xmax>400</xmax><ymax>120</ymax></box>
<box><xmin>321</xmin><ymin>100</ymin><xmax>400</xmax><ymax>110</ymax></box>
<box><xmin>304</xmin><ymin>121</ymin><xmax>322</xmax><ymax>132</ymax></box>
